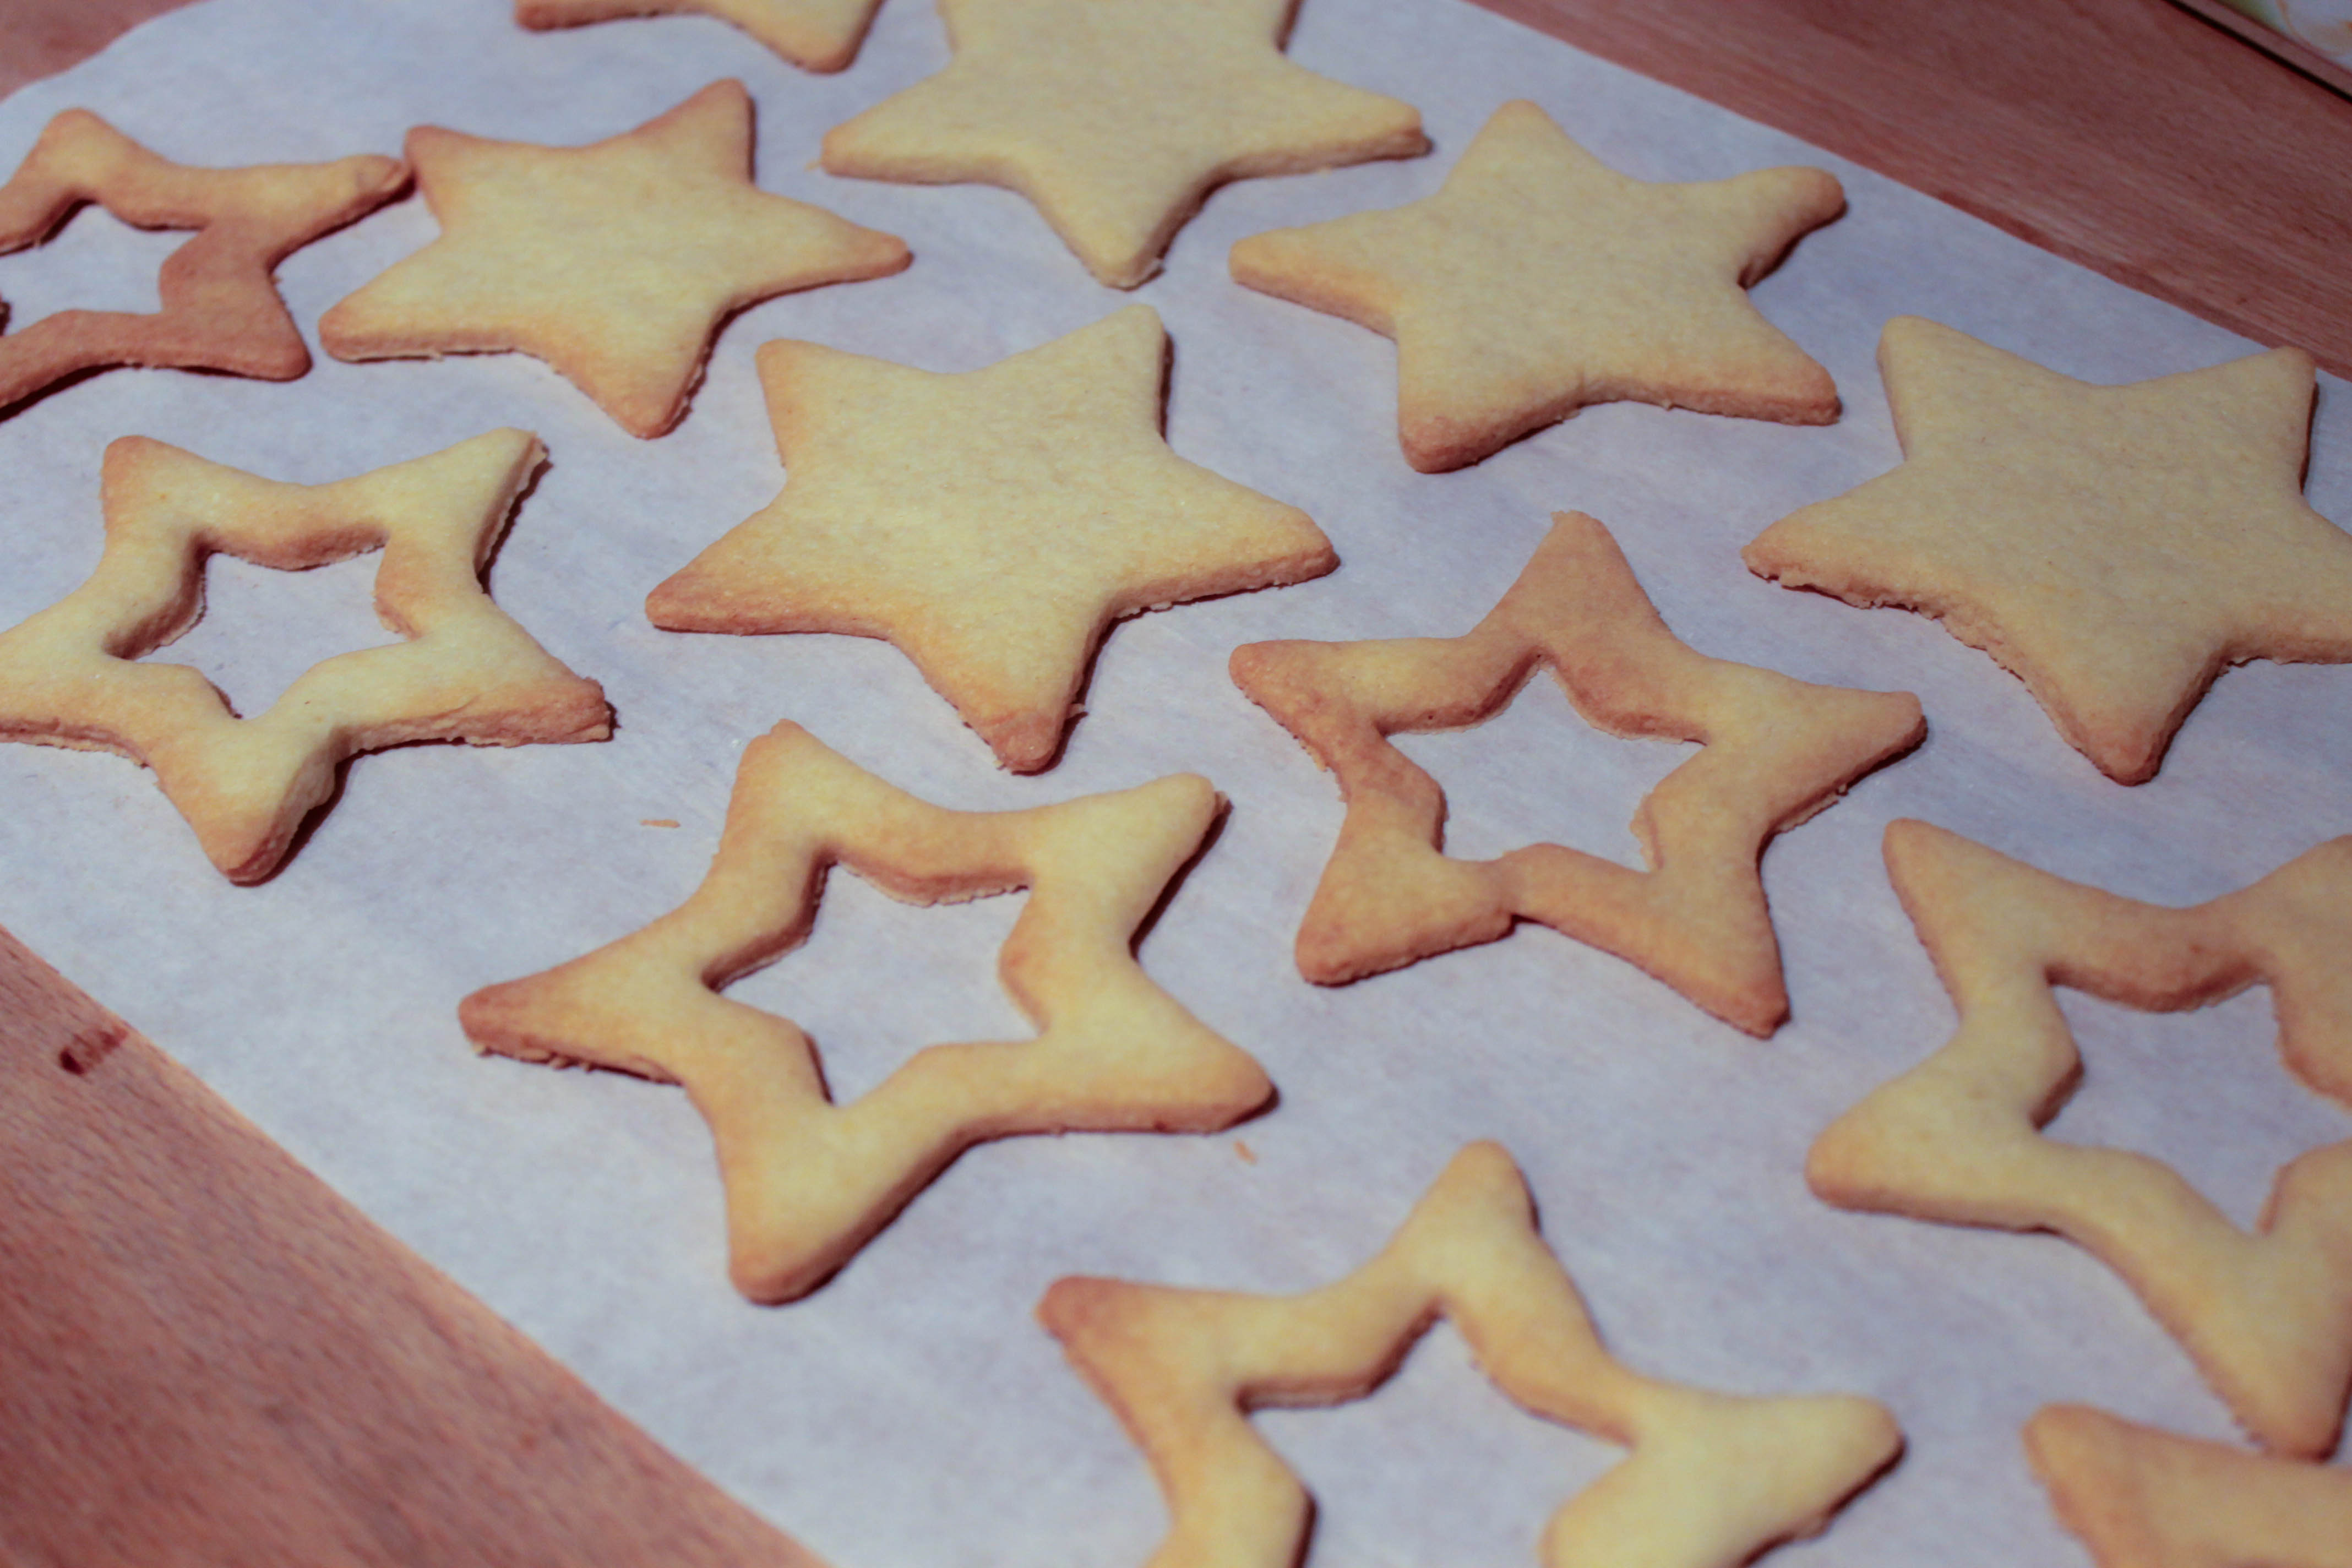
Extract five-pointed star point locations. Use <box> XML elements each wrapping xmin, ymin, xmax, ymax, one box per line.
<box><xmin>0</xmin><ymin>109</ymin><xmax>406</xmax><ymax>414</ymax></box>
<box><xmin>1228</xmin><ymin>99</ymin><xmax>1845</xmax><ymax>471</ymax></box>
<box><xmin>460</xmin><ymin>721</ymin><xmax>1272</xmax><ymax>1304</ymax></box>
<box><xmin>320</xmin><ymin>80</ymin><xmax>909</xmax><ymax>438</ymax></box>
<box><xmin>516</xmin><ymin>0</ymin><xmax>886</xmax><ymax>73</ymax></box>
<box><xmin>1041</xmin><ymin>1141</ymin><xmax>1902</xmax><ymax>1568</ymax></box>
<box><xmin>0</xmin><ymin>431</ymin><xmax>611</xmax><ymax>883</ymax></box>
<box><xmin>820</xmin><ymin>0</ymin><xmax>1428</xmax><ymax>287</ymax></box>
<box><xmin>1745</xmin><ymin>316</ymin><xmax>2352</xmax><ymax>783</ymax></box>
<box><xmin>2027</xmin><ymin>1403</ymin><xmax>2352</xmax><ymax>1565</ymax></box>
<box><xmin>1809</xmin><ymin>820</ymin><xmax>2352</xmax><ymax>1457</ymax></box>
<box><xmin>647</xmin><ymin>305</ymin><xmax>1337</xmax><ymax>772</ymax></box>
<box><xmin>1229</xmin><ymin>511</ymin><xmax>1923</xmax><ymax>1035</ymax></box>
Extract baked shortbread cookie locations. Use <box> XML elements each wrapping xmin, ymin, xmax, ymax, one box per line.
<box><xmin>516</xmin><ymin>0</ymin><xmax>885</xmax><ymax>72</ymax></box>
<box><xmin>1809</xmin><ymin>820</ymin><xmax>2352</xmax><ymax>1456</ymax></box>
<box><xmin>2026</xmin><ymin>1403</ymin><xmax>2352</xmax><ymax>1568</ymax></box>
<box><xmin>819</xmin><ymin>0</ymin><xmax>1427</xmax><ymax>287</ymax></box>
<box><xmin>0</xmin><ymin>110</ymin><xmax>405</xmax><ymax>414</ymax></box>
<box><xmin>0</xmin><ymin>431</ymin><xmax>611</xmax><ymax>883</ymax></box>
<box><xmin>320</xmin><ymin>81</ymin><xmax>909</xmax><ymax>438</ymax></box>
<box><xmin>1229</xmin><ymin>511</ymin><xmax>1923</xmax><ymax>1035</ymax></box>
<box><xmin>1744</xmin><ymin>317</ymin><xmax>2352</xmax><ymax>783</ymax></box>
<box><xmin>649</xmin><ymin>306</ymin><xmax>1336</xmax><ymax>772</ymax></box>
<box><xmin>459</xmin><ymin>721</ymin><xmax>1272</xmax><ymax>1304</ymax></box>
<box><xmin>1041</xmin><ymin>1141</ymin><xmax>1902</xmax><ymax>1568</ymax></box>
<box><xmin>1228</xmin><ymin>100</ymin><xmax>1844</xmax><ymax>471</ymax></box>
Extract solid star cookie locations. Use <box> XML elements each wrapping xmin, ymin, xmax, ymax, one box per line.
<box><xmin>2026</xmin><ymin>1403</ymin><xmax>2352</xmax><ymax>1568</ymax></box>
<box><xmin>516</xmin><ymin>0</ymin><xmax>885</xmax><ymax>72</ymax></box>
<box><xmin>648</xmin><ymin>305</ymin><xmax>1336</xmax><ymax>772</ymax></box>
<box><xmin>1040</xmin><ymin>1141</ymin><xmax>1902</xmax><ymax>1568</ymax></box>
<box><xmin>459</xmin><ymin>720</ymin><xmax>1273</xmax><ymax>1304</ymax></box>
<box><xmin>0</xmin><ymin>109</ymin><xmax>405</xmax><ymax>415</ymax></box>
<box><xmin>0</xmin><ymin>430</ymin><xmax>611</xmax><ymax>883</ymax></box>
<box><xmin>1228</xmin><ymin>100</ymin><xmax>1844</xmax><ymax>471</ymax></box>
<box><xmin>1743</xmin><ymin>316</ymin><xmax>2352</xmax><ymax>783</ymax></box>
<box><xmin>319</xmin><ymin>80</ymin><xmax>909</xmax><ymax>438</ymax></box>
<box><xmin>1228</xmin><ymin>510</ymin><xmax>1923</xmax><ymax>1035</ymax></box>
<box><xmin>1808</xmin><ymin>819</ymin><xmax>2352</xmax><ymax>1456</ymax></box>
<box><xmin>819</xmin><ymin>0</ymin><xmax>1427</xmax><ymax>287</ymax></box>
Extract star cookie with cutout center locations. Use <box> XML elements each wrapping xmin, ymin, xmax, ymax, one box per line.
<box><xmin>320</xmin><ymin>80</ymin><xmax>910</xmax><ymax>438</ymax></box>
<box><xmin>1229</xmin><ymin>510</ymin><xmax>1923</xmax><ymax>1035</ymax></box>
<box><xmin>0</xmin><ymin>430</ymin><xmax>611</xmax><ymax>883</ymax></box>
<box><xmin>2026</xmin><ymin>1403</ymin><xmax>2352</xmax><ymax>1566</ymax></box>
<box><xmin>819</xmin><ymin>0</ymin><xmax>1427</xmax><ymax>287</ymax></box>
<box><xmin>1228</xmin><ymin>99</ymin><xmax>1845</xmax><ymax>471</ymax></box>
<box><xmin>516</xmin><ymin>0</ymin><xmax>886</xmax><ymax>73</ymax></box>
<box><xmin>1744</xmin><ymin>316</ymin><xmax>2352</xmax><ymax>783</ymax></box>
<box><xmin>459</xmin><ymin>720</ymin><xmax>1273</xmax><ymax>1304</ymax></box>
<box><xmin>0</xmin><ymin>110</ymin><xmax>406</xmax><ymax>416</ymax></box>
<box><xmin>1808</xmin><ymin>819</ymin><xmax>2352</xmax><ymax>1456</ymax></box>
<box><xmin>648</xmin><ymin>305</ymin><xmax>1337</xmax><ymax>772</ymax></box>
<box><xmin>1041</xmin><ymin>1141</ymin><xmax>1902</xmax><ymax>1568</ymax></box>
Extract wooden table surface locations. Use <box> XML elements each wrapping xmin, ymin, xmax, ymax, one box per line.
<box><xmin>1483</xmin><ymin>0</ymin><xmax>2352</xmax><ymax>378</ymax></box>
<box><xmin>3</xmin><ymin>0</ymin><xmax>2348</xmax><ymax>1558</ymax></box>
<box><xmin>0</xmin><ymin>928</ymin><xmax>821</xmax><ymax>1567</ymax></box>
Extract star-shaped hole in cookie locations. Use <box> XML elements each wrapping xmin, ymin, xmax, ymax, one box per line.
<box><xmin>1040</xmin><ymin>1140</ymin><xmax>1903</xmax><ymax>1568</ymax></box>
<box><xmin>2025</xmin><ymin>1403</ymin><xmax>2352</xmax><ymax>1566</ymax></box>
<box><xmin>647</xmin><ymin>305</ymin><xmax>1337</xmax><ymax>773</ymax></box>
<box><xmin>819</xmin><ymin>0</ymin><xmax>1428</xmax><ymax>288</ymax></box>
<box><xmin>1228</xmin><ymin>99</ymin><xmax>1845</xmax><ymax>472</ymax></box>
<box><xmin>1744</xmin><ymin>316</ymin><xmax>2352</xmax><ymax>785</ymax></box>
<box><xmin>0</xmin><ymin>109</ymin><xmax>407</xmax><ymax>417</ymax></box>
<box><xmin>0</xmin><ymin>429</ymin><xmax>612</xmax><ymax>883</ymax></box>
<box><xmin>516</xmin><ymin>0</ymin><xmax>886</xmax><ymax>73</ymax></box>
<box><xmin>1229</xmin><ymin>510</ymin><xmax>1924</xmax><ymax>1036</ymax></box>
<box><xmin>149</xmin><ymin>551</ymin><xmax>405</xmax><ymax>720</ymax></box>
<box><xmin>319</xmin><ymin>80</ymin><xmax>910</xmax><ymax>438</ymax></box>
<box><xmin>458</xmin><ymin>720</ymin><xmax>1273</xmax><ymax>1304</ymax></box>
<box><xmin>1807</xmin><ymin>819</ymin><xmax>2352</xmax><ymax>1457</ymax></box>
<box><xmin>1</xmin><ymin>204</ymin><xmax>180</xmax><ymax>329</ymax></box>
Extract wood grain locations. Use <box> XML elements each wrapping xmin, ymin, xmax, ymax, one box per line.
<box><xmin>2168</xmin><ymin>0</ymin><xmax>2352</xmax><ymax>101</ymax></box>
<box><xmin>0</xmin><ymin>925</ymin><xmax>825</xmax><ymax>1568</ymax></box>
<box><xmin>0</xmin><ymin>0</ymin><xmax>201</xmax><ymax>100</ymax></box>
<box><xmin>1466</xmin><ymin>0</ymin><xmax>2352</xmax><ymax>378</ymax></box>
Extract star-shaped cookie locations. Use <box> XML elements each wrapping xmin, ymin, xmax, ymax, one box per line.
<box><xmin>1227</xmin><ymin>100</ymin><xmax>1845</xmax><ymax>472</ymax></box>
<box><xmin>1744</xmin><ymin>317</ymin><xmax>2352</xmax><ymax>783</ymax></box>
<box><xmin>516</xmin><ymin>0</ymin><xmax>885</xmax><ymax>72</ymax></box>
<box><xmin>2026</xmin><ymin>1404</ymin><xmax>2352</xmax><ymax>1567</ymax></box>
<box><xmin>1809</xmin><ymin>819</ymin><xmax>2352</xmax><ymax>1456</ymax></box>
<box><xmin>1041</xmin><ymin>1141</ymin><xmax>1902</xmax><ymax>1568</ymax></box>
<box><xmin>0</xmin><ymin>109</ymin><xmax>406</xmax><ymax>415</ymax></box>
<box><xmin>319</xmin><ymin>80</ymin><xmax>910</xmax><ymax>438</ymax></box>
<box><xmin>0</xmin><ymin>430</ymin><xmax>611</xmax><ymax>883</ymax></box>
<box><xmin>819</xmin><ymin>0</ymin><xmax>1428</xmax><ymax>287</ymax></box>
<box><xmin>647</xmin><ymin>305</ymin><xmax>1337</xmax><ymax>772</ymax></box>
<box><xmin>459</xmin><ymin>720</ymin><xmax>1273</xmax><ymax>1304</ymax></box>
<box><xmin>1229</xmin><ymin>510</ymin><xmax>1924</xmax><ymax>1035</ymax></box>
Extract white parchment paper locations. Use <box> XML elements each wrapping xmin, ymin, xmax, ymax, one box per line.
<box><xmin>3</xmin><ymin>2</ymin><xmax>2349</xmax><ymax>1563</ymax></box>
